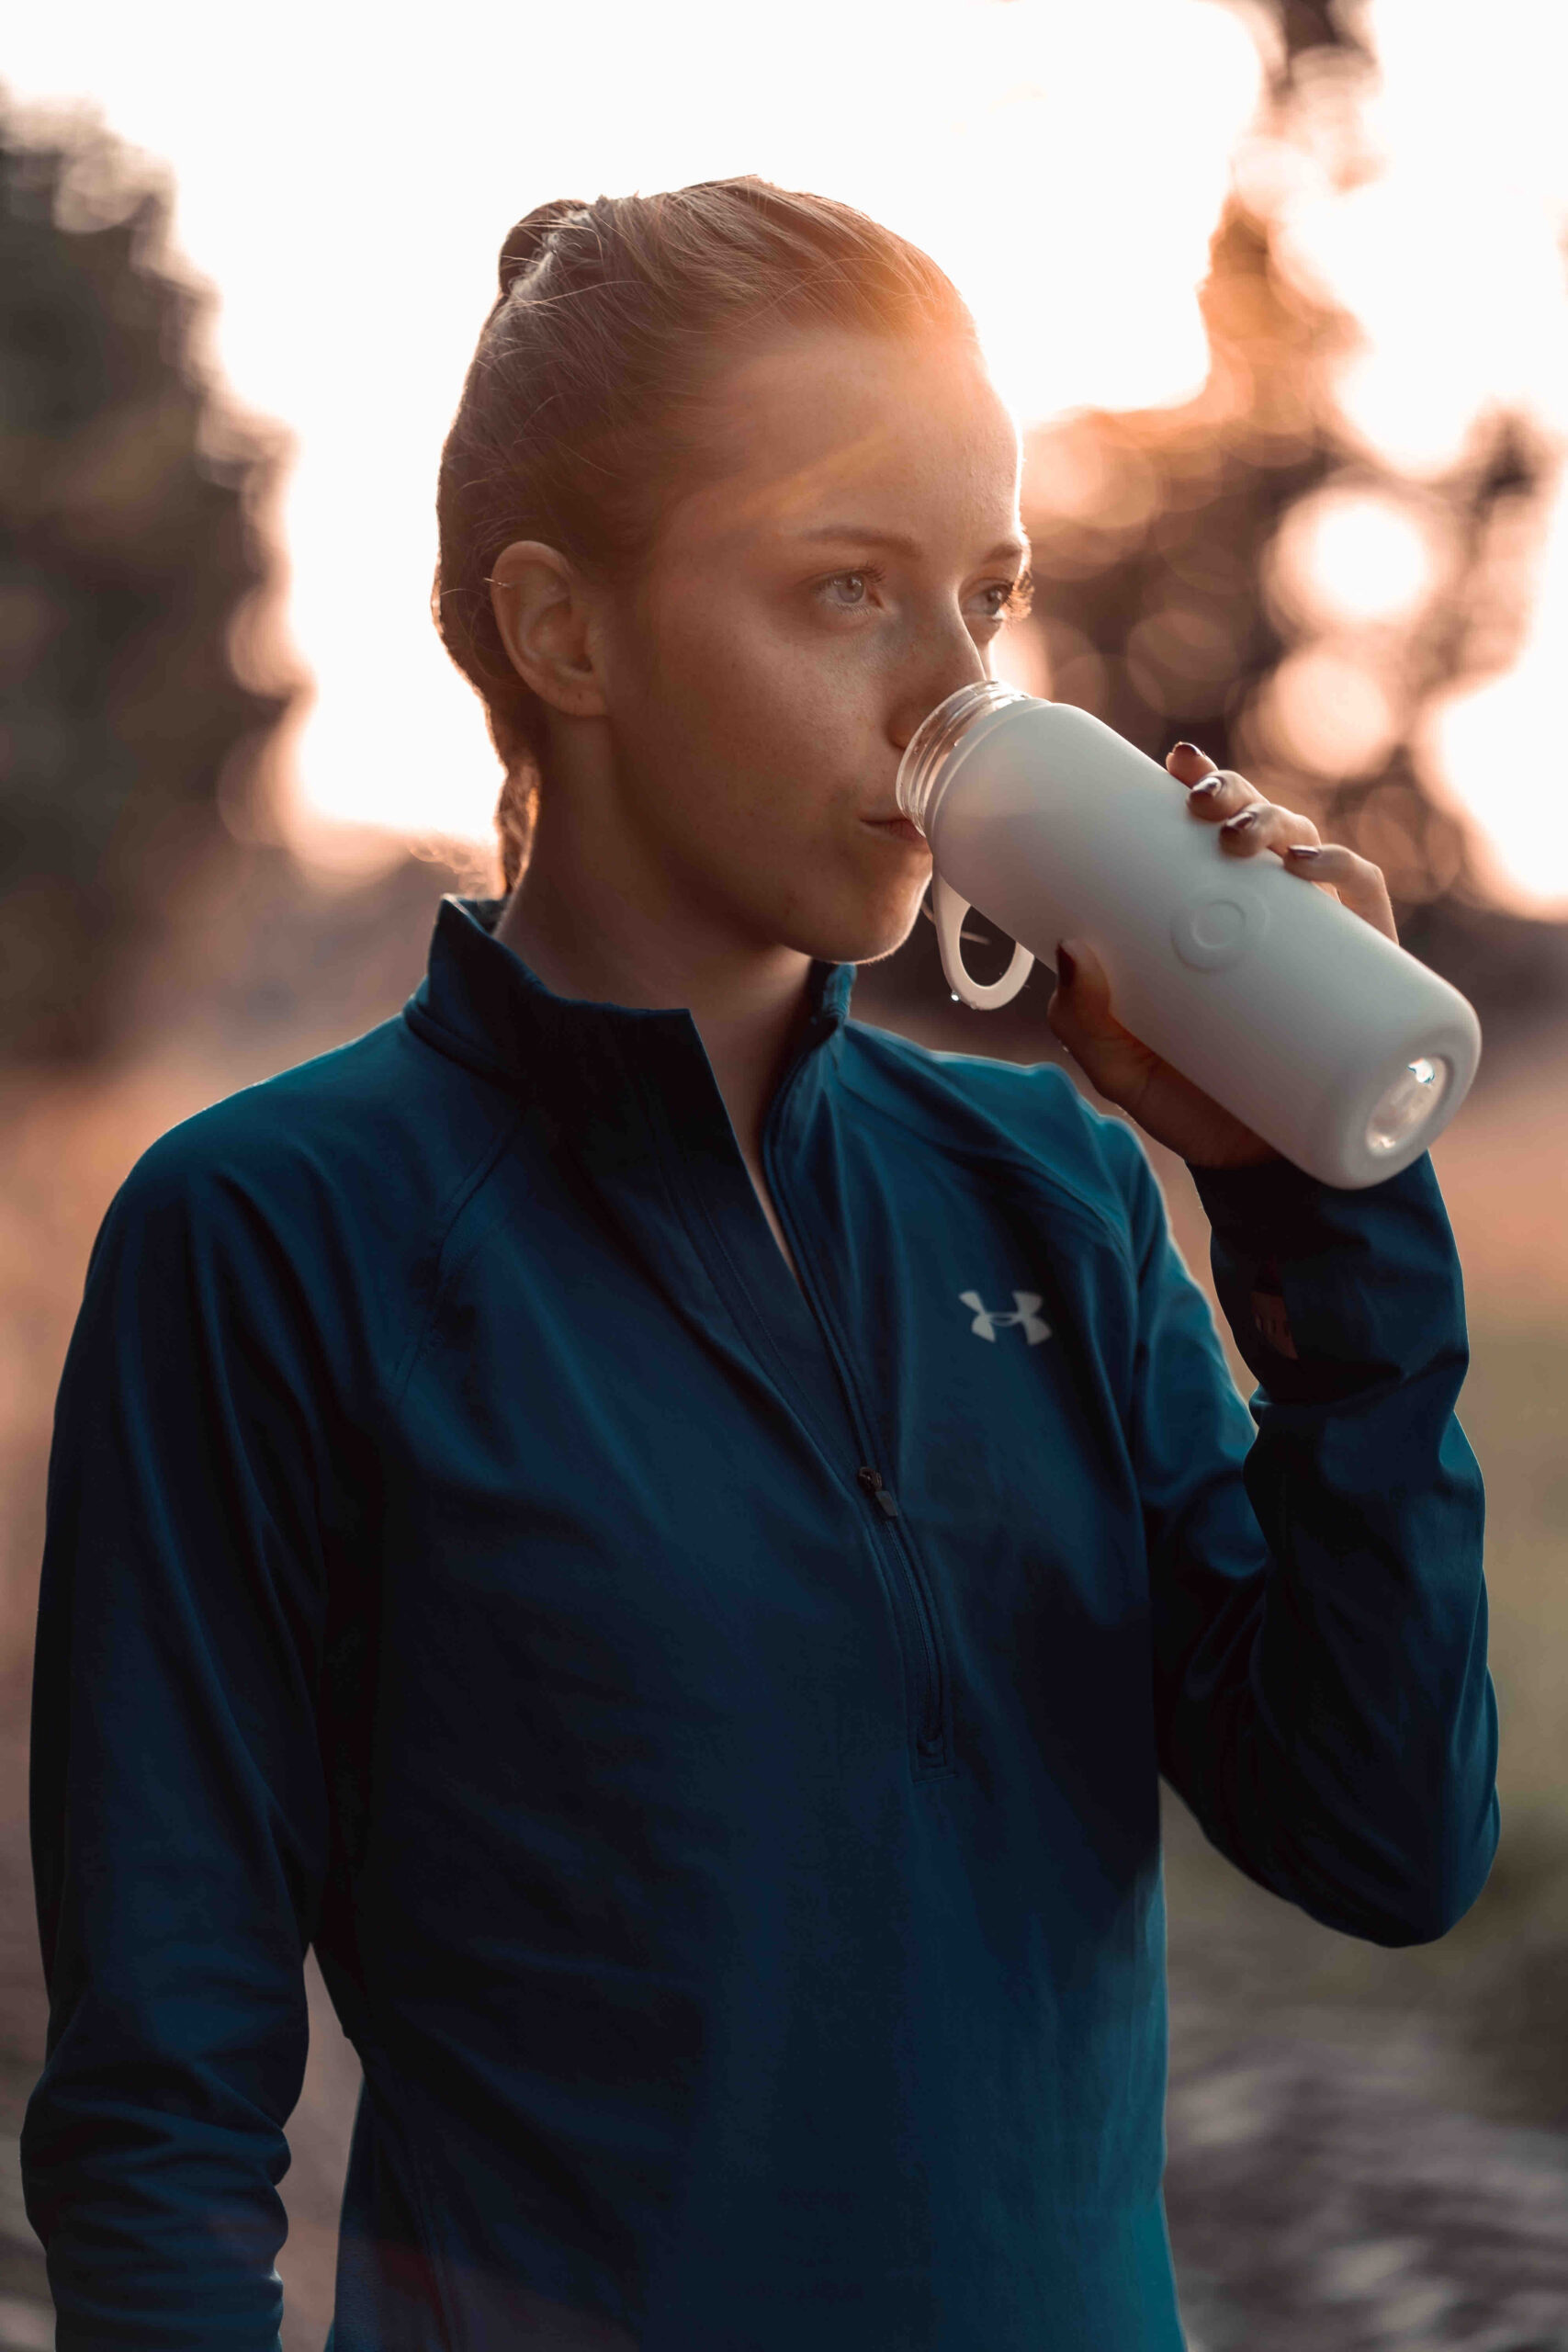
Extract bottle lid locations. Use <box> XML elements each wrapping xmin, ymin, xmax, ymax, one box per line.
<box><xmin>896</xmin><ymin>681</ymin><xmax>1032</xmax><ymax>836</ymax></box>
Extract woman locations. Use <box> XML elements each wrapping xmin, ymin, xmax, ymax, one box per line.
<box><xmin>25</xmin><ymin>180</ymin><xmax>1496</xmax><ymax>2352</ymax></box>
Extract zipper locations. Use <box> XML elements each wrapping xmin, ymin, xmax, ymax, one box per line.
<box><xmin>855</xmin><ymin>1464</ymin><xmax>900</xmax><ymax>1519</ymax></box>
<box><xmin>855</xmin><ymin>1467</ymin><xmax>946</xmax><ymax>1758</ymax></box>
<box><xmin>763</xmin><ymin>1054</ymin><xmax>950</xmax><ymax>1770</ymax></box>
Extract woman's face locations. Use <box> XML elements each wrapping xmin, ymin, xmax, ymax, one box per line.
<box><xmin>587</xmin><ymin>326</ymin><xmax>1028</xmax><ymax>968</ymax></box>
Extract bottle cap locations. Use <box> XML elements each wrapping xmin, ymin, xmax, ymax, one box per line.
<box><xmin>896</xmin><ymin>682</ymin><xmax>1032</xmax><ymax>836</ymax></box>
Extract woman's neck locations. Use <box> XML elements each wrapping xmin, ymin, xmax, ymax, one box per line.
<box><xmin>492</xmin><ymin>803</ymin><xmax>815</xmax><ymax>1272</ymax></box>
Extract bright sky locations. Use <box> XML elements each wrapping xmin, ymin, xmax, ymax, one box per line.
<box><xmin>7</xmin><ymin>0</ymin><xmax>1567</xmax><ymax>907</ymax></box>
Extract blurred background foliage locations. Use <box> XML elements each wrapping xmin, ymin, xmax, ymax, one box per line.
<box><xmin>2</xmin><ymin>4</ymin><xmax>1567</xmax><ymax>2346</ymax></box>
<box><xmin>2</xmin><ymin>2</ymin><xmax>1568</xmax><ymax>1078</ymax></box>
<box><xmin>0</xmin><ymin>112</ymin><xmax>293</xmax><ymax>1062</ymax></box>
<box><xmin>863</xmin><ymin>6</ymin><xmax>1568</xmax><ymax>1045</ymax></box>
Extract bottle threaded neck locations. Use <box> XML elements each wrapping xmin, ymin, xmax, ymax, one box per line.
<box><xmin>896</xmin><ymin>681</ymin><xmax>1033</xmax><ymax>836</ymax></box>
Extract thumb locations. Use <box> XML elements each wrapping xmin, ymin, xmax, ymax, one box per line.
<box><xmin>1045</xmin><ymin>938</ymin><xmax>1157</xmax><ymax>1112</ymax></box>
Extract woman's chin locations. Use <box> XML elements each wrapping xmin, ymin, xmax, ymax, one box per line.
<box><xmin>787</xmin><ymin>890</ymin><xmax>927</xmax><ymax>971</ymax></box>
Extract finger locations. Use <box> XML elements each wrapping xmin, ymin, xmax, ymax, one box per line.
<box><xmin>1167</xmin><ymin>741</ymin><xmax>1263</xmax><ymax>823</ymax></box>
<box><xmin>1216</xmin><ymin>799</ymin><xmax>1320</xmax><ymax>859</ymax></box>
<box><xmin>1048</xmin><ymin>937</ymin><xmax>1122</xmax><ymax>1043</ymax></box>
<box><xmin>1182</xmin><ymin>766</ymin><xmax>1262</xmax><ymax>824</ymax></box>
<box><xmin>1046</xmin><ymin>938</ymin><xmax>1159</xmax><ymax>1118</ymax></box>
<box><xmin>1048</xmin><ymin>937</ymin><xmax>1265</xmax><ymax>1153</ymax></box>
<box><xmin>1283</xmin><ymin>842</ymin><xmax>1398</xmax><ymax>941</ymax></box>
<box><xmin>1166</xmin><ymin>741</ymin><xmax>1218</xmax><ymax>787</ymax></box>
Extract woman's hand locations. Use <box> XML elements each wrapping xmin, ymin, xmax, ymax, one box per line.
<box><xmin>1045</xmin><ymin>741</ymin><xmax>1399</xmax><ymax>1170</ymax></box>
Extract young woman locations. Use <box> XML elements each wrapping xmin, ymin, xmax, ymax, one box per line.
<box><xmin>25</xmin><ymin>181</ymin><xmax>1496</xmax><ymax>2352</ymax></box>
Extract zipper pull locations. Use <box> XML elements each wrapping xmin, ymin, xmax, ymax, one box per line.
<box><xmin>856</xmin><ymin>1465</ymin><xmax>900</xmax><ymax>1520</ymax></box>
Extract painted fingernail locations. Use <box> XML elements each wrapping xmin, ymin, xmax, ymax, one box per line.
<box><xmin>1221</xmin><ymin>806</ymin><xmax>1259</xmax><ymax>835</ymax></box>
<box><xmin>1171</xmin><ymin>741</ymin><xmax>1202</xmax><ymax>759</ymax></box>
<box><xmin>1188</xmin><ymin>775</ymin><xmax>1223</xmax><ymax>799</ymax></box>
<box><xmin>1055</xmin><ymin>943</ymin><xmax>1077</xmax><ymax>986</ymax></box>
<box><xmin>1285</xmin><ymin>842</ymin><xmax>1322</xmax><ymax>860</ymax></box>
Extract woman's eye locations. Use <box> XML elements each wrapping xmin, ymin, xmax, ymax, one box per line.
<box><xmin>826</xmin><ymin>572</ymin><xmax>871</xmax><ymax>608</ymax></box>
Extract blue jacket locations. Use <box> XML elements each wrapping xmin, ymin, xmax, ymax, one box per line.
<box><xmin>25</xmin><ymin>893</ymin><xmax>1498</xmax><ymax>2352</ymax></box>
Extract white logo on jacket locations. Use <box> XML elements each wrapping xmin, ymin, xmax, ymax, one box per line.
<box><xmin>959</xmin><ymin>1290</ymin><xmax>1052</xmax><ymax>1346</ymax></box>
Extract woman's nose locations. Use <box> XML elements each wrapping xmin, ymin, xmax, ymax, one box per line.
<box><xmin>887</xmin><ymin>639</ymin><xmax>991</xmax><ymax>752</ymax></box>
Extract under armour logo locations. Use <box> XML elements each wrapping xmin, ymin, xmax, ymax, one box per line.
<box><xmin>960</xmin><ymin>1289</ymin><xmax>1052</xmax><ymax>1346</ymax></box>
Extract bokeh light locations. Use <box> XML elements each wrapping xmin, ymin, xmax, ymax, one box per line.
<box><xmin>3</xmin><ymin>0</ymin><xmax>1566</xmax><ymax>905</ymax></box>
<box><xmin>1263</xmin><ymin>0</ymin><xmax>1568</xmax><ymax>909</ymax></box>
<box><xmin>1268</xmin><ymin>486</ymin><xmax>1443</xmax><ymax>634</ymax></box>
<box><xmin>1252</xmin><ymin>642</ymin><xmax>1402</xmax><ymax>780</ymax></box>
<box><xmin>1</xmin><ymin>0</ymin><xmax>1264</xmax><ymax>864</ymax></box>
<box><xmin>1419</xmin><ymin>469</ymin><xmax>1568</xmax><ymax>908</ymax></box>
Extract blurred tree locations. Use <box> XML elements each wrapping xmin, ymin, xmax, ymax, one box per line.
<box><xmin>1250</xmin><ymin>0</ymin><xmax>1368</xmax><ymax>78</ymax></box>
<box><xmin>1015</xmin><ymin>197</ymin><xmax>1486</xmax><ymax>907</ymax></box>
<box><xmin>862</xmin><ymin>17</ymin><xmax>1568</xmax><ymax>1046</ymax></box>
<box><xmin>0</xmin><ymin>98</ymin><xmax>297</xmax><ymax>1061</ymax></box>
<box><xmin>6</xmin><ymin>50</ymin><xmax>1562</xmax><ymax>1073</ymax></box>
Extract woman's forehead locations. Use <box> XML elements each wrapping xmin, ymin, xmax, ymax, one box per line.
<box><xmin>666</xmin><ymin>326</ymin><xmax>1021</xmax><ymax>553</ymax></box>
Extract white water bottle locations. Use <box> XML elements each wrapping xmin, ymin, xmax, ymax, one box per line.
<box><xmin>896</xmin><ymin>683</ymin><xmax>1481</xmax><ymax>1189</ymax></box>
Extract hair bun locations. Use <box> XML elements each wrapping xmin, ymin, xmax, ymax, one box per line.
<box><xmin>498</xmin><ymin>199</ymin><xmax>589</xmax><ymax>299</ymax></box>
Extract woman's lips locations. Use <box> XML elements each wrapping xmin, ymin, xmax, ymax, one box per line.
<box><xmin>863</xmin><ymin>815</ymin><xmax>927</xmax><ymax>848</ymax></box>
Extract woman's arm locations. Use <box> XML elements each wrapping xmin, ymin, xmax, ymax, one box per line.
<box><xmin>1123</xmin><ymin>1136</ymin><xmax>1497</xmax><ymax>1945</ymax></box>
<box><xmin>24</xmin><ymin>1128</ymin><xmax>339</xmax><ymax>2351</ymax></box>
<box><xmin>1043</xmin><ymin>742</ymin><xmax>1496</xmax><ymax>1938</ymax></box>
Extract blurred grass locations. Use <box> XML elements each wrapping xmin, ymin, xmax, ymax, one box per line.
<box><xmin>1156</xmin><ymin>1316</ymin><xmax>1568</xmax><ymax>2342</ymax></box>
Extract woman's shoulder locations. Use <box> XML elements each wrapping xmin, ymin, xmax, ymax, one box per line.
<box><xmin>107</xmin><ymin>1009</ymin><xmax>519</xmax><ymax>1270</ymax></box>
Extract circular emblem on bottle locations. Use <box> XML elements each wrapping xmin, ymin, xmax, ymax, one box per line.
<box><xmin>1170</xmin><ymin>889</ymin><xmax>1269</xmax><ymax>971</ymax></box>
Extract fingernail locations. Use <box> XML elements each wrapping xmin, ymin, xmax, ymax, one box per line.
<box><xmin>1055</xmin><ymin>943</ymin><xmax>1077</xmax><ymax>986</ymax></box>
<box><xmin>1188</xmin><ymin>775</ymin><xmax>1223</xmax><ymax>799</ymax></box>
<box><xmin>1285</xmin><ymin>842</ymin><xmax>1321</xmax><ymax>860</ymax></box>
<box><xmin>1171</xmin><ymin>741</ymin><xmax>1202</xmax><ymax>759</ymax></box>
<box><xmin>1221</xmin><ymin>805</ymin><xmax>1259</xmax><ymax>834</ymax></box>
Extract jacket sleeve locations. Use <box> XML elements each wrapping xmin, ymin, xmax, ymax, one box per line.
<box><xmin>23</xmin><ymin>1132</ymin><xmax>342</xmax><ymax>2350</ymax></box>
<box><xmin>1123</xmin><ymin>1137</ymin><xmax>1498</xmax><ymax>1947</ymax></box>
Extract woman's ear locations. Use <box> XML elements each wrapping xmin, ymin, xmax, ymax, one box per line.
<box><xmin>489</xmin><ymin>540</ymin><xmax>608</xmax><ymax>718</ymax></box>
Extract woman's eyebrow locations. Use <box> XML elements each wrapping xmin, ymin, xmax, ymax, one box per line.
<box><xmin>793</xmin><ymin>524</ymin><xmax>1031</xmax><ymax>566</ymax></box>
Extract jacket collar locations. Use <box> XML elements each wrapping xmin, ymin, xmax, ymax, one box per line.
<box><xmin>403</xmin><ymin>896</ymin><xmax>855</xmax><ymax>1125</ymax></box>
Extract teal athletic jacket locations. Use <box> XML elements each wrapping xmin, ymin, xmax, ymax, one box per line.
<box><xmin>25</xmin><ymin>893</ymin><xmax>1498</xmax><ymax>2352</ymax></box>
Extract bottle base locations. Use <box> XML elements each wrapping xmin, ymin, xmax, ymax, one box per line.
<box><xmin>1365</xmin><ymin>1056</ymin><xmax>1450</xmax><ymax>1158</ymax></box>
